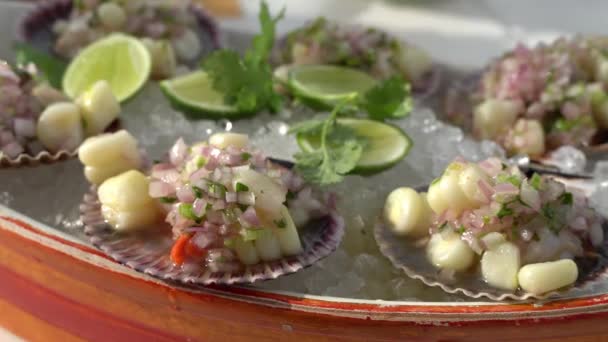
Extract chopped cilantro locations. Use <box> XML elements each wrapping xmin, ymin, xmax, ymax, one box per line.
<box><xmin>456</xmin><ymin>225</ymin><xmax>466</xmax><ymax>235</ymax></box>
<box><xmin>497</xmin><ymin>204</ymin><xmax>514</xmax><ymax>219</ymax></box>
<box><xmin>179</xmin><ymin>203</ymin><xmax>202</xmax><ymax>223</ymax></box>
<box><xmin>207</xmin><ymin>181</ymin><xmax>227</xmax><ymax>197</ymax></box>
<box><xmin>438</xmin><ymin>221</ymin><xmax>448</xmax><ymax>231</ymax></box>
<box><xmin>482</xmin><ymin>215</ymin><xmax>491</xmax><ymax>225</ymax></box>
<box><xmin>241</xmin><ymin>152</ymin><xmax>252</xmax><ymax>162</ymax></box>
<box><xmin>196</xmin><ymin>156</ymin><xmax>207</xmax><ymax>168</ymax></box>
<box><xmin>192</xmin><ymin>186</ymin><xmax>204</xmax><ymax>199</ymax></box>
<box><xmin>160</xmin><ymin>197</ymin><xmax>177</xmax><ymax>204</ymax></box>
<box><xmin>286</xmin><ymin>191</ymin><xmax>297</xmax><ymax>200</ymax></box>
<box><xmin>530</xmin><ymin>173</ymin><xmax>542</xmax><ymax>190</ymax></box>
<box><xmin>560</xmin><ymin>192</ymin><xmax>573</xmax><ymax>205</ymax></box>
<box><xmin>235</xmin><ymin>182</ymin><xmax>250</xmax><ymax>192</ymax></box>
<box><xmin>358</xmin><ymin>75</ymin><xmax>412</xmax><ymax>120</ymax></box>
<box><xmin>224</xmin><ymin>238</ymin><xmax>236</xmax><ymax>249</ymax></box>
<box><xmin>274</xmin><ymin>219</ymin><xmax>287</xmax><ymax>229</ymax></box>
<box><xmin>496</xmin><ymin>173</ymin><xmax>521</xmax><ymax>187</ymax></box>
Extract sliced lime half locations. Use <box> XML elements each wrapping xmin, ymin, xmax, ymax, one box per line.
<box><xmin>63</xmin><ymin>33</ymin><xmax>151</xmax><ymax>102</ymax></box>
<box><xmin>287</xmin><ymin>64</ymin><xmax>377</xmax><ymax>108</ymax></box>
<box><xmin>296</xmin><ymin>118</ymin><xmax>412</xmax><ymax>174</ymax></box>
<box><xmin>160</xmin><ymin>70</ymin><xmax>243</xmax><ymax>118</ymax></box>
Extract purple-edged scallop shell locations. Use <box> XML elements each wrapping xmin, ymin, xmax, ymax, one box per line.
<box><xmin>374</xmin><ymin>182</ymin><xmax>608</xmax><ymax>301</ymax></box>
<box><xmin>16</xmin><ymin>0</ymin><xmax>221</xmax><ymax>63</ymax></box>
<box><xmin>443</xmin><ymin>71</ymin><xmax>608</xmax><ymax>156</ymax></box>
<box><xmin>80</xmin><ymin>186</ymin><xmax>345</xmax><ymax>286</ymax></box>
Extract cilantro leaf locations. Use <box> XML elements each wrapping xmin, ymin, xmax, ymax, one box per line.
<box><xmin>358</xmin><ymin>76</ymin><xmax>412</xmax><ymax>120</ymax></box>
<box><xmin>201</xmin><ymin>1</ymin><xmax>283</xmax><ymax>113</ymax></box>
<box><xmin>293</xmin><ymin>98</ymin><xmax>364</xmax><ymax>185</ymax></box>
<box><xmin>14</xmin><ymin>42</ymin><xmax>67</xmax><ymax>89</ymax></box>
<box><xmin>529</xmin><ymin>173</ymin><xmax>542</xmax><ymax>190</ymax></box>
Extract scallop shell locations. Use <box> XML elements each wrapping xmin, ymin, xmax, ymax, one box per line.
<box><xmin>443</xmin><ymin>71</ymin><xmax>608</xmax><ymax>155</ymax></box>
<box><xmin>16</xmin><ymin>0</ymin><xmax>221</xmax><ymax>61</ymax></box>
<box><xmin>374</xmin><ymin>182</ymin><xmax>608</xmax><ymax>301</ymax></box>
<box><xmin>0</xmin><ymin>149</ymin><xmax>77</xmax><ymax>168</ymax></box>
<box><xmin>80</xmin><ymin>186</ymin><xmax>345</xmax><ymax>285</ymax></box>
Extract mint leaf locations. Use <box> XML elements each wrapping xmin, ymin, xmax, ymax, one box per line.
<box><xmin>359</xmin><ymin>76</ymin><xmax>412</xmax><ymax>120</ymax></box>
<box><xmin>14</xmin><ymin>43</ymin><xmax>67</xmax><ymax>89</ymax></box>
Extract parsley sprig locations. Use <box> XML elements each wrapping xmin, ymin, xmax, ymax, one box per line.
<box><xmin>201</xmin><ymin>1</ymin><xmax>284</xmax><ymax>113</ymax></box>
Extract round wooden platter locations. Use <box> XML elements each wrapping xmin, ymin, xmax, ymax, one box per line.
<box><xmin>1</xmin><ymin>208</ymin><xmax>608</xmax><ymax>341</ymax></box>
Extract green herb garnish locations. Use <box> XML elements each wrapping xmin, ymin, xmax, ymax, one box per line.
<box><xmin>202</xmin><ymin>1</ymin><xmax>284</xmax><ymax>113</ymax></box>
<box><xmin>497</xmin><ymin>204</ymin><xmax>514</xmax><ymax>219</ymax></box>
<box><xmin>241</xmin><ymin>228</ymin><xmax>269</xmax><ymax>242</ymax></box>
<box><xmin>358</xmin><ymin>76</ymin><xmax>412</xmax><ymax>120</ymax></box>
<box><xmin>456</xmin><ymin>225</ymin><xmax>466</xmax><ymax>235</ymax></box>
<box><xmin>179</xmin><ymin>203</ymin><xmax>202</xmax><ymax>223</ymax></box>
<box><xmin>207</xmin><ymin>181</ymin><xmax>227</xmax><ymax>197</ymax></box>
<box><xmin>274</xmin><ymin>219</ymin><xmax>287</xmax><ymax>229</ymax></box>
<box><xmin>235</xmin><ymin>182</ymin><xmax>250</xmax><ymax>192</ymax></box>
<box><xmin>14</xmin><ymin>42</ymin><xmax>67</xmax><ymax>89</ymax></box>
<box><xmin>496</xmin><ymin>173</ymin><xmax>521</xmax><ymax>187</ymax></box>
<box><xmin>241</xmin><ymin>152</ymin><xmax>252</xmax><ymax>161</ymax></box>
<box><xmin>192</xmin><ymin>186</ymin><xmax>204</xmax><ymax>199</ymax></box>
<box><xmin>560</xmin><ymin>192</ymin><xmax>574</xmax><ymax>205</ymax></box>
<box><xmin>530</xmin><ymin>173</ymin><xmax>542</xmax><ymax>190</ymax></box>
<box><xmin>160</xmin><ymin>197</ymin><xmax>177</xmax><ymax>204</ymax></box>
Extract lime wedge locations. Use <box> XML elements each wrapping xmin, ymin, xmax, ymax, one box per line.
<box><xmin>296</xmin><ymin>118</ymin><xmax>412</xmax><ymax>174</ymax></box>
<box><xmin>160</xmin><ymin>70</ymin><xmax>242</xmax><ymax>118</ymax></box>
<box><xmin>63</xmin><ymin>34</ymin><xmax>151</xmax><ymax>102</ymax></box>
<box><xmin>287</xmin><ymin>64</ymin><xmax>377</xmax><ymax>108</ymax></box>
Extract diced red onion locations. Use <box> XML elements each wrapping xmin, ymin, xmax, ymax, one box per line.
<box><xmin>479</xmin><ymin>158</ymin><xmax>502</xmax><ymax>177</ymax></box>
<box><xmin>176</xmin><ymin>186</ymin><xmax>195</xmax><ymax>203</ymax></box>
<box><xmin>189</xmin><ymin>168</ymin><xmax>209</xmax><ymax>182</ymax></box>
<box><xmin>212</xmin><ymin>200</ymin><xmax>226</xmax><ymax>210</ymax></box>
<box><xmin>170</xmin><ymin>138</ymin><xmax>188</xmax><ymax>166</ymax></box>
<box><xmin>191</xmin><ymin>232</ymin><xmax>216</xmax><ymax>250</ymax></box>
<box><xmin>477</xmin><ymin>179</ymin><xmax>494</xmax><ymax>202</ymax></box>
<box><xmin>193</xmin><ymin>198</ymin><xmax>207</xmax><ymax>217</ymax></box>
<box><xmin>241</xmin><ymin>206</ymin><xmax>261</xmax><ymax>226</ymax></box>
<box><xmin>494</xmin><ymin>183</ymin><xmax>519</xmax><ymax>195</ymax></box>
<box><xmin>13</xmin><ymin>118</ymin><xmax>36</xmax><ymax>138</ymax></box>
<box><xmin>1</xmin><ymin>141</ymin><xmax>24</xmax><ymax>158</ymax></box>
<box><xmin>520</xmin><ymin>180</ymin><xmax>541</xmax><ymax>211</ymax></box>
<box><xmin>149</xmin><ymin>181</ymin><xmax>175</xmax><ymax>198</ymax></box>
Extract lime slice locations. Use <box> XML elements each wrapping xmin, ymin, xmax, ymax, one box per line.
<box><xmin>296</xmin><ymin>118</ymin><xmax>412</xmax><ymax>174</ymax></box>
<box><xmin>287</xmin><ymin>64</ymin><xmax>377</xmax><ymax>108</ymax></box>
<box><xmin>63</xmin><ymin>34</ymin><xmax>151</xmax><ymax>102</ymax></box>
<box><xmin>160</xmin><ymin>70</ymin><xmax>243</xmax><ymax>118</ymax></box>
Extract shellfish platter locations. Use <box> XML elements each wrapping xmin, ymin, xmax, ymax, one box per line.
<box><xmin>1</xmin><ymin>0</ymin><xmax>608</xmax><ymax>306</ymax></box>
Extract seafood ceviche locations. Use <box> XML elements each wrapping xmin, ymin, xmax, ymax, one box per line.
<box><xmin>384</xmin><ymin>157</ymin><xmax>605</xmax><ymax>294</ymax></box>
<box><xmin>272</xmin><ymin>17</ymin><xmax>433</xmax><ymax>89</ymax></box>
<box><xmin>448</xmin><ymin>36</ymin><xmax>608</xmax><ymax>157</ymax></box>
<box><xmin>51</xmin><ymin>0</ymin><xmax>205</xmax><ymax>77</ymax></box>
<box><xmin>0</xmin><ymin>60</ymin><xmax>119</xmax><ymax>159</ymax></box>
<box><xmin>86</xmin><ymin>131</ymin><xmax>332</xmax><ymax>272</ymax></box>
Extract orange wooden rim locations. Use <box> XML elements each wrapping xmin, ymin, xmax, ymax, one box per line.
<box><xmin>1</xmin><ymin>214</ymin><xmax>608</xmax><ymax>340</ymax></box>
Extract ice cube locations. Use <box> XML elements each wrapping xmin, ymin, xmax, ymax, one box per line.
<box><xmin>550</xmin><ymin>145</ymin><xmax>586</xmax><ymax>174</ymax></box>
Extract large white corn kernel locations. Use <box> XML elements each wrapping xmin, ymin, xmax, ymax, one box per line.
<box><xmin>458</xmin><ymin>163</ymin><xmax>490</xmax><ymax>206</ymax></box>
<box><xmin>273</xmin><ymin>205</ymin><xmax>303</xmax><ymax>256</ymax></box>
<box><xmin>397</xmin><ymin>44</ymin><xmax>433</xmax><ymax>82</ymax></box>
<box><xmin>480</xmin><ymin>240</ymin><xmax>520</xmax><ymax>290</ymax></box>
<box><xmin>84</xmin><ymin>163</ymin><xmax>137</xmax><ymax>186</ymax></box>
<box><xmin>209</xmin><ymin>133</ymin><xmax>249</xmax><ymax>150</ymax></box>
<box><xmin>234</xmin><ymin>169</ymin><xmax>287</xmax><ymax>218</ymax></box>
<box><xmin>595</xmin><ymin>58</ymin><xmax>608</xmax><ymax>86</ymax></box>
<box><xmin>37</xmin><ymin>102</ymin><xmax>84</xmax><ymax>153</ymax></box>
<box><xmin>172</xmin><ymin>29</ymin><xmax>201</xmax><ymax>61</ymax></box>
<box><xmin>79</xmin><ymin>130</ymin><xmax>141</xmax><ymax>168</ymax></box>
<box><xmin>426</xmin><ymin>233</ymin><xmax>475</xmax><ymax>272</ymax></box>
<box><xmin>473</xmin><ymin>99</ymin><xmax>520</xmax><ymax>140</ymax></box>
<box><xmin>142</xmin><ymin>38</ymin><xmax>177</xmax><ymax>79</ymax></box>
<box><xmin>97</xmin><ymin>2</ymin><xmax>127</xmax><ymax>30</ymax></box>
<box><xmin>76</xmin><ymin>80</ymin><xmax>120</xmax><ymax>136</ymax></box>
<box><xmin>518</xmin><ymin>259</ymin><xmax>578</xmax><ymax>295</ymax></box>
<box><xmin>234</xmin><ymin>238</ymin><xmax>260</xmax><ymax>265</ymax></box>
<box><xmin>427</xmin><ymin>162</ymin><xmax>474</xmax><ymax>215</ymax></box>
<box><xmin>384</xmin><ymin>187</ymin><xmax>432</xmax><ymax>237</ymax></box>
<box><xmin>98</xmin><ymin>170</ymin><xmax>161</xmax><ymax>231</ymax></box>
